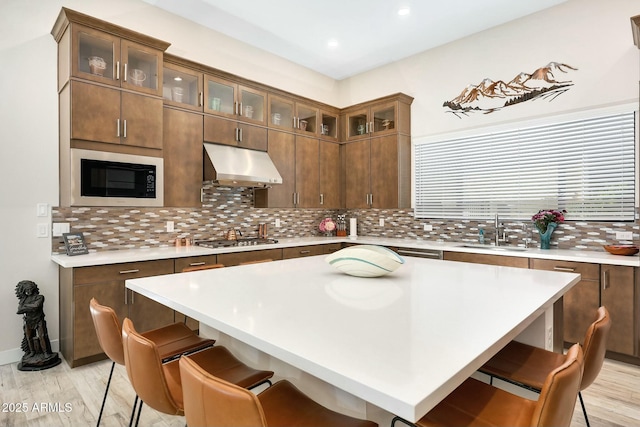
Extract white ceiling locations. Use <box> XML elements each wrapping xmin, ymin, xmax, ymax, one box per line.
<box><xmin>142</xmin><ymin>0</ymin><xmax>568</xmax><ymax>80</ymax></box>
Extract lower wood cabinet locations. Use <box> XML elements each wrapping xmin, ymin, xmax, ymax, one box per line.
<box><xmin>601</xmin><ymin>264</ymin><xmax>636</xmax><ymax>356</ymax></box>
<box><xmin>443</xmin><ymin>251</ymin><xmax>529</xmax><ymax>268</ymax></box>
<box><xmin>59</xmin><ymin>259</ymin><xmax>175</xmax><ymax>367</ymax></box>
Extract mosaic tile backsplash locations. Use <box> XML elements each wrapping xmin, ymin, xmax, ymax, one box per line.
<box><xmin>51</xmin><ymin>185</ymin><xmax>639</xmax><ymax>254</ymax></box>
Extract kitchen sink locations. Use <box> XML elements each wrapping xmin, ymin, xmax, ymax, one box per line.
<box><xmin>458</xmin><ymin>244</ymin><xmax>529</xmax><ymax>252</ymax></box>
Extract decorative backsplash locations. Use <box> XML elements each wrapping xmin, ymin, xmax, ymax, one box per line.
<box><xmin>51</xmin><ymin>185</ymin><xmax>638</xmax><ymax>253</ymax></box>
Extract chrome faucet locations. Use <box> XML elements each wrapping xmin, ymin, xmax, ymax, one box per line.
<box><xmin>494</xmin><ymin>214</ymin><xmax>507</xmax><ymax>246</ymax></box>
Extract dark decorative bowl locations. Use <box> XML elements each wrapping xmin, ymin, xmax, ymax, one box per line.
<box><xmin>603</xmin><ymin>245</ymin><xmax>639</xmax><ymax>256</ymax></box>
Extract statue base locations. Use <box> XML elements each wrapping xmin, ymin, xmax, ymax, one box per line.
<box><xmin>17</xmin><ymin>352</ymin><xmax>61</xmax><ymax>371</ymax></box>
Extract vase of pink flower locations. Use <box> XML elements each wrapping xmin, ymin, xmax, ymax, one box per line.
<box><xmin>319</xmin><ymin>217</ymin><xmax>336</xmax><ymax>237</ymax></box>
<box><xmin>532</xmin><ymin>209</ymin><xmax>566</xmax><ymax>249</ymax></box>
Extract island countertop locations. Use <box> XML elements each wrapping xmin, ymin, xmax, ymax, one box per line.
<box><xmin>125</xmin><ymin>255</ymin><xmax>580</xmax><ymax>421</ymax></box>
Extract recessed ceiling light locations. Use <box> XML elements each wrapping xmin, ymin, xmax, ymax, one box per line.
<box><xmin>327</xmin><ymin>39</ymin><xmax>339</xmax><ymax>48</ymax></box>
<box><xmin>174</xmin><ymin>76</ymin><xmax>182</xmax><ymax>81</ymax></box>
<box><xmin>397</xmin><ymin>7</ymin><xmax>410</xmax><ymax>16</ymax></box>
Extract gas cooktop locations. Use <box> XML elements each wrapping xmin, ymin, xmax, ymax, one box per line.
<box><xmin>194</xmin><ymin>238</ymin><xmax>279</xmax><ymax>248</ymax></box>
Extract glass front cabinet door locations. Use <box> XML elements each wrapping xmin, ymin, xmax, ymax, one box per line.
<box><xmin>238</xmin><ymin>85</ymin><xmax>266</xmax><ymax>125</ymax></box>
<box><xmin>320</xmin><ymin>111</ymin><xmax>338</xmax><ymax>141</ymax></box>
<box><xmin>163</xmin><ymin>63</ymin><xmax>203</xmax><ymax>111</ymax></box>
<box><xmin>345</xmin><ymin>102</ymin><xmax>397</xmax><ymax>140</ymax></box>
<box><xmin>72</xmin><ymin>24</ymin><xmax>162</xmax><ymax>96</ymax></box>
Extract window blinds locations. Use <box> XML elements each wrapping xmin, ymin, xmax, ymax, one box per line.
<box><xmin>414</xmin><ymin>111</ymin><xmax>636</xmax><ymax>221</ymax></box>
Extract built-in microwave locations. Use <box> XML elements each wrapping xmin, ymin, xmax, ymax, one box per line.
<box><xmin>70</xmin><ymin>149</ymin><xmax>163</xmax><ymax>207</ymax></box>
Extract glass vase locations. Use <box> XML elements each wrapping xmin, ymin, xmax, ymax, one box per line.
<box><xmin>537</xmin><ymin>222</ymin><xmax>557</xmax><ymax>250</ymax></box>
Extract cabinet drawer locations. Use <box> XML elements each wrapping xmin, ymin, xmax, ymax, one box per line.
<box><xmin>175</xmin><ymin>255</ymin><xmax>219</xmax><ymax>272</ymax></box>
<box><xmin>444</xmin><ymin>252</ymin><xmax>529</xmax><ymax>268</ymax></box>
<box><xmin>217</xmin><ymin>249</ymin><xmax>282</xmax><ymax>267</ymax></box>
<box><xmin>322</xmin><ymin>243</ymin><xmax>342</xmax><ymax>254</ymax></box>
<box><xmin>282</xmin><ymin>245</ymin><xmax>324</xmax><ymax>259</ymax></box>
<box><xmin>530</xmin><ymin>259</ymin><xmax>599</xmax><ymax>281</ymax></box>
<box><xmin>74</xmin><ymin>259</ymin><xmax>174</xmax><ymax>284</ymax></box>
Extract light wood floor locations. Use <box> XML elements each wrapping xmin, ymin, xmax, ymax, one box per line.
<box><xmin>0</xmin><ymin>355</ymin><xmax>638</xmax><ymax>426</ymax></box>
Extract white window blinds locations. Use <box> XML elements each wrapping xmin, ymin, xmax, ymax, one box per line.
<box><xmin>414</xmin><ymin>111</ymin><xmax>636</xmax><ymax>221</ymax></box>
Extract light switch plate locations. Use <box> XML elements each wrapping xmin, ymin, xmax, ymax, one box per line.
<box><xmin>36</xmin><ymin>203</ymin><xmax>48</xmax><ymax>217</ymax></box>
<box><xmin>52</xmin><ymin>222</ymin><xmax>70</xmax><ymax>237</ymax></box>
<box><xmin>36</xmin><ymin>223</ymin><xmax>49</xmax><ymax>238</ymax></box>
<box><xmin>379</xmin><ymin>218</ymin><xmax>385</xmax><ymax>227</ymax></box>
<box><xmin>166</xmin><ymin>221</ymin><xmax>174</xmax><ymax>232</ymax></box>
<box><xmin>424</xmin><ymin>224</ymin><xmax>433</xmax><ymax>231</ymax></box>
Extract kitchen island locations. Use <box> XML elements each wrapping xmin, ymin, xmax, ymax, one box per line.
<box><xmin>125</xmin><ymin>254</ymin><xmax>580</xmax><ymax>424</ymax></box>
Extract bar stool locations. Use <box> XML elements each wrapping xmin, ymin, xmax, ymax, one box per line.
<box><xmin>179</xmin><ymin>355</ymin><xmax>378</xmax><ymax>427</ymax></box>
<box><xmin>122</xmin><ymin>317</ymin><xmax>274</xmax><ymax>426</ymax></box>
<box><xmin>409</xmin><ymin>343</ymin><xmax>583</xmax><ymax>427</ymax></box>
<box><xmin>89</xmin><ymin>298</ymin><xmax>214</xmax><ymax>426</ymax></box>
<box><xmin>479</xmin><ymin>306</ymin><xmax>610</xmax><ymax>427</ymax></box>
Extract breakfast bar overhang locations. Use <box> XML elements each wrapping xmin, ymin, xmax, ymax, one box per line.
<box><xmin>125</xmin><ymin>255</ymin><xmax>580</xmax><ymax>423</ymax></box>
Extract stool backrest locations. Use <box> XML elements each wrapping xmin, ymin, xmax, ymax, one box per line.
<box><xmin>581</xmin><ymin>306</ymin><xmax>611</xmax><ymax>390</ymax></box>
<box><xmin>122</xmin><ymin>318</ymin><xmax>183</xmax><ymax>416</ymax></box>
<box><xmin>89</xmin><ymin>298</ymin><xmax>124</xmax><ymax>365</ymax></box>
<box><xmin>533</xmin><ymin>343</ymin><xmax>583</xmax><ymax>427</ymax></box>
<box><xmin>179</xmin><ymin>355</ymin><xmax>267</xmax><ymax>427</ymax></box>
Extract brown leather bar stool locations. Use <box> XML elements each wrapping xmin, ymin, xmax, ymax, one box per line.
<box><xmin>479</xmin><ymin>306</ymin><xmax>610</xmax><ymax>427</ymax></box>
<box><xmin>179</xmin><ymin>355</ymin><xmax>378</xmax><ymax>427</ymax></box>
<box><xmin>89</xmin><ymin>298</ymin><xmax>215</xmax><ymax>426</ymax></box>
<box><xmin>408</xmin><ymin>343</ymin><xmax>583</xmax><ymax>427</ymax></box>
<box><xmin>122</xmin><ymin>317</ymin><xmax>274</xmax><ymax>426</ymax></box>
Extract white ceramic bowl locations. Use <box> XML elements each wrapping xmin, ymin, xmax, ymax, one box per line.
<box><xmin>325</xmin><ymin>245</ymin><xmax>405</xmax><ymax>277</ymax></box>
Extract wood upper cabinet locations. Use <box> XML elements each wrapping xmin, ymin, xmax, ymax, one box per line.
<box><xmin>319</xmin><ymin>140</ymin><xmax>341</xmax><ymax>208</ymax></box>
<box><xmin>319</xmin><ymin>110</ymin><xmax>339</xmax><ymax>141</ymax></box>
<box><xmin>204</xmin><ymin>75</ymin><xmax>267</xmax><ymax>125</ymax></box>
<box><xmin>344</xmin><ymin>100</ymin><xmax>407</xmax><ymax>141</ymax></box>
<box><xmin>601</xmin><ymin>265</ymin><xmax>636</xmax><ymax>356</ymax></box>
<box><xmin>345</xmin><ymin>134</ymin><xmax>410</xmax><ymax>209</ymax></box>
<box><xmin>60</xmin><ymin>20</ymin><xmax>165</xmax><ymax>97</ymax></box>
<box><xmin>203</xmin><ymin>115</ymin><xmax>267</xmax><ymax>151</ymax></box>
<box><xmin>254</xmin><ymin>131</ymin><xmax>321</xmax><ymax>208</ymax></box>
<box><xmin>163</xmin><ymin>108</ymin><xmax>203</xmax><ymax>207</ymax></box>
<box><xmin>163</xmin><ymin>61</ymin><xmax>203</xmax><ymax>111</ymax></box>
<box><xmin>268</xmin><ymin>94</ymin><xmax>324</xmax><ymax>136</ymax></box>
<box><xmin>69</xmin><ymin>80</ymin><xmax>163</xmax><ymax>149</ymax></box>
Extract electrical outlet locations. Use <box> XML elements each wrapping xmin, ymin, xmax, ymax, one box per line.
<box><xmin>424</xmin><ymin>224</ymin><xmax>433</xmax><ymax>231</ymax></box>
<box><xmin>52</xmin><ymin>222</ymin><xmax>70</xmax><ymax>237</ymax></box>
<box><xmin>615</xmin><ymin>231</ymin><xmax>633</xmax><ymax>240</ymax></box>
<box><xmin>166</xmin><ymin>221</ymin><xmax>174</xmax><ymax>232</ymax></box>
<box><xmin>379</xmin><ymin>218</ymin><xmax>385</xmax><ymax>227</ymax></box>
<box><xmin>275</xmin><ymin>218</ymin><xmax>281</xmax><ymax>228</ymax></box>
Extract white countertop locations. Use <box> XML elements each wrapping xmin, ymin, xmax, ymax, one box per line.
<box><xmin>51</xmin><ymin>236</ymin><xmax>640</xmax><ymax>268</ymax></box>
<box><xmin>125</xmin><ymin>255</ymin><xmax>580</xmax><ymax>421</ymax></box>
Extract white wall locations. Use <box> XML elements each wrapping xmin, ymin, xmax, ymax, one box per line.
<box><xmin>0</xmin><ymin>0</ymin><xmax>638</xmax><ymax>364</ymax></box>
<box><xmin>338</xmin><ymin>0</ymin><xmax>639</xmax><ymax>138</ymax></box>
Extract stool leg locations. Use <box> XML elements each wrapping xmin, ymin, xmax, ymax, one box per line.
<box><xmin>133</xmin><ymin>399</ymin><xmax>143</xmax><ymax>427</ymax></box>
<box><xmin>128</xmin><ymin>395</ymin><xmax>139</xmax><ymax>427</ymax></box>
<box><xmin>96</xmin><ymin>361</ymin><xmax>115</xmax><ymax>426</ymax></box>
<box><xmin>578</xmin><ymin>391</ymin><xmax>590</xmax><ymax>427</ymax></box>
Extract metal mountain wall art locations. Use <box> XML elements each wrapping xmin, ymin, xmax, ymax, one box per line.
<box><xmin>443</xmin><ymin>62</ymin><xmax>577</xmax><ymax>118</ymax></box>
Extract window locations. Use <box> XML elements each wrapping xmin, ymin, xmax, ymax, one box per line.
<box><xmin>414</xmin><ymin>111</ymin><xmax>636</xmax><ymax>221</ymax></box>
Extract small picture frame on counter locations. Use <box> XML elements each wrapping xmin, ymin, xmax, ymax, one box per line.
<box><xmin>63</xmin><ymin>232</ymin><xmax>88</xmax><ymax>256</ymax></box>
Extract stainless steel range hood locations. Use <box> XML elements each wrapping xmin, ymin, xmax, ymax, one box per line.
<box><xmin>203</xmin><ymin>143</ymin><xmax>282</xmax><ymax>187</ymax></box>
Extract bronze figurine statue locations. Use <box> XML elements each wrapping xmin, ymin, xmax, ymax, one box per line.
<box><xmin>15</xmin><ymin>280</ymin><xmax>60</xmax><ymax>371</ymax></box>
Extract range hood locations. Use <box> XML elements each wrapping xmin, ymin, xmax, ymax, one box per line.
<box><xmin>203</xmin><ymin>143</ymin><xmax>282</xmax><ymax>188</ymax></box>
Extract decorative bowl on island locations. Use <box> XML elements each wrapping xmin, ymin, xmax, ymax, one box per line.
<box><xmin>603</xmin><ymin>245</ymin><xmax>639</xmax><ymax>256</ymax></box>
<box><xmin>325</xmin><ymin>245</ymin><xmax>405</xmax><ymax>277</ymax></box>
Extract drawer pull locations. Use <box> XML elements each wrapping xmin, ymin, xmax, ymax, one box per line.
<box><xmin>553</xmin><ymin>266</ymin><xmax>576</xmax><ymax>272</ymax></box>
<box><xmin>119</xmin><ymin>269</ymin><xmax>140</xmax><ymax>274</ymax></box>
<box><xmin>189</xmin><ymin>262</ymin><xmax>206</xmax><ymax>266</ymax></box>
<box><xmin>300</xmin><ymin>250</ymin><xmax>311</xmax><ymax>254</ymax></box>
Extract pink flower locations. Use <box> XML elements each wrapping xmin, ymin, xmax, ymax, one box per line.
<box><xmin>319</xmin><ymin>218</ymin><xmax>336</xmax><ymax>232</ymax></box>
<box><xmin>532</xmin><ymin>209</ymin><xmax>566</xmax><ymax>233</ymax></box>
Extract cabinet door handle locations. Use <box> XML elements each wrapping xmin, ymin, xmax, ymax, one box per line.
<box><xmin>553</xmin><ymin>266</ymin><xmax>576</xmax><ymax>272</ymax></box>
<box><xmin>239</xmin><ymin>128</ymin><xmax>243</xmax><ymax>142</ymax></box>
<box><xmin>119</xmin><ymin>269</ymin><xmax>140</xmax><ymax>274</ymax></box>
<box><xmin>116</xmin><ymin>119</ymin><xmax>121</xmax><ymax>137</ymax></box>
<box><xmin>189</xmin><ymin>262</ymin><xmax>206</xmax><ymax>266</ymax></box>
<box><xmin>370</xmin><ymin>193</ymin><xmax>373</xmax><ymax>206</ymax></box>
<box><xmin>365</xmin><ymin>122</ymin><xmax>369</xmax><ymax>133</ymax></box>
<box><xmin>320</xmin><ymin>193</ymin><xmax>324</xmax><ymax>205</ymax></box>
<box><xmin>602</xmin><ymin>269</ymin><xmax>609</xmax><ymax>290</ymax></box>
<box><xmin>370</xmin><ymin>121</ymin><xmax>374</xmax><ymax>132</ymax></box>
<box><xmin>235</xmin><ymin>128</ymin><xmax>239</xmax><ymax>141</ymax></box>
<box><xmin>200</xmin><ymin>188</ymin><xmax>204</xmax><ymax>203</ymax></box>
<box><xmin>116</xmin><ymin>61</ymin><xmax>120</xmax><ymax>80</ymax></box>
<box><xmin>239</xmin><ymin>102</ymin><xmax>243</xmax><ymax>116</ymax></box>
<box><xmin>123</xmin><ymin>63</ymin><xmax>128</xmax><ymax>82</ymax></box>
<box><xmin>199</xmin><ymin>92</ymin><xmax>203</xmax><ymax>107</ymax></box>
<box><xmin>123</xmin><ymin>119</ymin><xmax>127</xmax><ymax>138</ymax></box>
